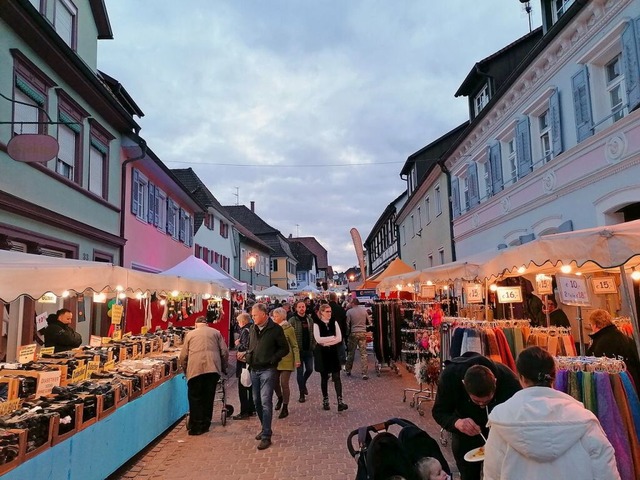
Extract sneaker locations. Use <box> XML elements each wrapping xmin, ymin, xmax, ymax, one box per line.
<box><xmin>298</xmin><ymin>394</ymin><xmax>306</xmax><ymax>403</ymax></box>
<box><xmin>255</xmin><ymin>431</ymin><xmax>263</xmax><ymax>440</ymax></box>
<box><xmin>362</xmin><ymin>375</ymin><xmax>369</xmax><ymax>380</ymax></box>
<box><xmin>233</xmin><ymin>413</ymin><xmax>250</xmax><ymax>420</ymax></box>
<box><xmin>257</xmin><ymin>438</ymin><xmax>272</xmax><ymax>450</ymax></box>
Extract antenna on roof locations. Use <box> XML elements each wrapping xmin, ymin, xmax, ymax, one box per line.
<box><xmin>234</xmin><ymin>186</ymin><xmax>239</xmax><ymax>205</ymax></box>
<box><xmin>519</xmin><ymin>0</ymin><xmax>533</xmax><ymax>33</ymax></box>
<box><xmin>296</xmin><ymin>224</ymin><xmax>300</xmax><ymax>237</ymax></box>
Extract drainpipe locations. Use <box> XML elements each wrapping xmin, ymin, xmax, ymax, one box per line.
<box><xmin>438</xmin><ymin>159</ymin><xmax>456</xmax><ymax>262</ymax></box>
<box><xmin>119</xmin><ymin>134</ymin><xmax>147</xmax><ymax>266</ymax></box>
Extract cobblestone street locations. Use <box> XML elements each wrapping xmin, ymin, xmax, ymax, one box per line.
<box><xmin>109</xmin><ymin>353</ymin><xmax>455</xmax><ymax>480</ymax></box>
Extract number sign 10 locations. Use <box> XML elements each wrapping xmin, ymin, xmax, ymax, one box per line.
<box><xmin>556</xmin><ymin>275</ymin><xmax>591</xmax><ymax>306</ymax></box>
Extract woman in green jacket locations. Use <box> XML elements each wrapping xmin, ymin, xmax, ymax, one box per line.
<box><xmin>272</xmin><ymin>307</ymin><xmax>300</xmax><ymax>419</ymax></box>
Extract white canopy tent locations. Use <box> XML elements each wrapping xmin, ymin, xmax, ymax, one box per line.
<box><xmin>160</xmin><ymin>255</ymin><xmax>246</xmax><ymax>293</ymax></box>
<box><xmin>295</xmin><ymin>284</ymin><xmax>321</xmax><ymax>294</ymax></box>
<box><xmin>255</xmin><ymin>286</ymin><xmax>292</xmax><ymax>298</ymax></box>
<box><xmin>0</xmin><ymin>250</ymin><xmax>229</xmax><ymax>303</ymax></box>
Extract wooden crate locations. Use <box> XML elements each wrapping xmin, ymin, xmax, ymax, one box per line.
<box><xmin>0</xmin><ymin>378</ymin><xmax>19</xmax><ymax>402</ymax></box>
<box><xmin>97</xmin><ymin>390</ymin><xmax>118</xmax><ymax>420</ymax></box>
<box><xmin>23</xmin><ymin>414</ymin><xmax>54</xmax><ymax>462</ymax></box>
<box><xmin>0</xmin><ymin>369</ymin><xmax>61</xmax><ymax>398</ymax></box>
<box><xmin>77</xmin><ymin>395</ymin><xmax>98</xmax><ymax>431</ymax></box>
<box><xmin>0</xmin><ymin>429</ymin><xmax>26</xmax><ymax>476</ymax></box>
<box><xmin>51</xmin><ymin>403</ymin><xmax>83</xmax><ymax>446</ymax></box>
<box><xmin>114</xmin><ymin>380</ymin><xmax>130</xmax><ymax>408</ymax></box>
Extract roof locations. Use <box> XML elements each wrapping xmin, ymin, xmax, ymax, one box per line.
<box><xmin>233</xmin><ymin>221</ymin><xmax>273</xmax><ymax>253</ymax></box>
<box><xmin>223</xmin><ymin>205</ymin><xmax>279</xmax><ymax>236</ymax></box>
<box><xmin>289</xmin><ymin>240</ymin><xmax>316</xmax><ymax>271</ymax></box>
<box><xmin>98</xmin><ymin>71</ymin><xmax>144</xmax><ymax>118</ymax></box>
<box><xmin>365</xmin><ymin>190</ymin><xmax>407</xmax><ymax>245</ymax></box>
<box><xmin>291</xmin><ymin>236</ymin><xmax>328</xmax><ymax>268</ymax></box>
<box><xmin>88</xmin><ymin>0</ymin><xmax>113</xmax><ymax>39</ymax></box>
<box><xmin>258</xmin><ymin>233</ymin><xmax>297</xmax><ymax>261</ymax></box>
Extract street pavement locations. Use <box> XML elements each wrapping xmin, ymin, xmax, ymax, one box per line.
<box><xmin>109</xmin><ymin>353</ymin><xmax>457</xmax><ymax>480</ymax></box>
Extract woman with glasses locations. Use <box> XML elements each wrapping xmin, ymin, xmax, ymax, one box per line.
<box><xmin>313</xmin><ymin>304</ymin><xmax>348</xmax><ymax>412</ymax></box>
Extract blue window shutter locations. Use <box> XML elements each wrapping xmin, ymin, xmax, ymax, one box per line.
<box><xmin>451</xmin><ymin>177</ymin><xmax>461</xmax><ymax>218</ymax></box>
<box><xmin>484</xmin><ymin>146</ymin><xmax>493</xmax><ymax>198</ymax></box>
<box><xmin>571</xmin><ymin>66</ymin><xmax>593</xmax><ymax>142</ymax></box>
<box><xmin>549</xmin><ymin>88</ymin><xmax>563</xmax><ymax>156</ymax></box>
<box><xmin>131</xmin><ymin>170</ymin><xmax>139</xmax><ymax>215</ymax></box>
<box><xmin>178</xmin><ymin>208</ymin><xmax>186</xmax><ymax>242</ymax></box>
<box><xmin>622</xmin><ymin>19</ymin><xmax>640</xmax><ymax>112</ymax></box>
<box><xmin>515</xmin><ymin>116</ymin><xmax>532</xmax><ymax>179</ymax></box>
<box><xmin>167</xmin><ymin>200</ymin><xmax>175</xmax><ymax>236</ymax></box>
<box><xmin>489</xmin><ymin>141</ymin><xmax>503</xmax><ymax>195</ymax></box>
<box><xmin>154</xmin><ymin>191</ymin><xmax>160</xmax><ymax>226</ymax></box>
<box><xmin>467</xmin><ymin>162</ymin><xmax>479</xmax><ymax>207</ymax></box>
<box><xmin>147</xmin><ymin>183</ymin><xmax>155</xmax><ymax>223</ymax></box>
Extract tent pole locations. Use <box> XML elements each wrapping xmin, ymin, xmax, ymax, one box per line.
<box><xmin>619</xmin><ymin>266</ymin><xmax>640</xmax><ymax>357</ymax></box>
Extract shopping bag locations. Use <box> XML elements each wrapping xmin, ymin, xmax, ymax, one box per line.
<box><xmin>240</xmin><ymin>367</ymin><xmax>252</xmax><ymax>387</ymax></box>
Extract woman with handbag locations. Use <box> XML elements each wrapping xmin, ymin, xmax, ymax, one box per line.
<box><xmin>233</xmin><ymin>312</ymin><xmax>255</xmax><ymax>420</ymax></box>
<box><xmin>314</xmin><ymin>304</ymin><xmax>348</xmax><ymax>412</ymax></box>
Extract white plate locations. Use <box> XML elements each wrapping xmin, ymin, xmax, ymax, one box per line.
<box><xmin>464</xmin><ymin>446</ymin><xmax>485</xmax><ymax>462</ymax></box>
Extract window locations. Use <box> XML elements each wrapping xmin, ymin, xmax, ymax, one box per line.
<box><xmin>155</xmin><ymin>188</ymin><xmax>167</xmax><ymax>232</ymax></box>
<box><xmin>435</xmin><ymin>185</ymin><xmax>442</xmax><ymax>215</ymax></box>
<box><xmin>539</xmin><ymin>110</ymin><xmax>552</xmax><ymax>164</ymax></box>
<box><xmin>606</xmin><ymin>55</ymin><xmax>626</xmax><ymax>122</ymax></box>
<box><xmin>271</xmin><ymin>259</ymin><xmax>278</xmax><ymax>272</ymax></box>
<box><xmin>425</xmin><ymin>197</ymin><xmax>431</xmax><ymax>224</ymax></box>
<box><xmin>417</xmin><ymin>207</ymin><xmax>422</xmax><ymax>231</ymax></box>
<box><xmin>12</xmin><ymin>55</ymin><xmax>53</xmax><ymax>136</ymax></box>
<box><xmin>219</xmin><ymin>220</ymin><xmax>229</xmax><ymax>238</ymax></box>
<box><xmin>13</xmin><ymin>88</ymin><xmax>41</xmax><ymax>135</ymax></box>
<box><xmin>297</xmin><ymin>272</ymin><xmax>305</xmax><ymax>282</ymax></box>
<box><xmin>410</xmin><ymin>215</ymin><xmax>415</xmax><ymax>238</ymax></box>
<box><xmin>483</xmin><ymin>162</ymin><xmax>491</xmax><ymax>199</ymax></box>
<box><xmin>56</xmin><ymin>124</ymin><xmax>77</xmax><ymax>180</ymax></box>
<box><xmin>463</xmin><ymin>177</ymin><xmax>470</xmax><ymax>211</ymax></box>
<box><xmin>553</xmin><ymin>0</ymin><xmax>575</xmax><ymax>22</ymax></box>
<box><xmin>204</xmin><ymin>213</ymin><xmax>215</xmax><ymax>230</ymax></box>
<box><xmin>88</xmin><ymin>123</ymin><xmax>112</xmax><ymax>199</ymax></box>
<box><xmin>439</xmin><ymin>248</ymin><xmax>445</xmax><ymax>264</ymax></box>
<box><xmin>428</xmin><ymin>254</ymin><xmax>433</xmax><ymax>268</ymax></box>
<box><xmin>507</xmin><ymin>139</ymin><xmax>517</xmax><ymax>184</ymax></box>
<box><xmin>54</xmin><ymin>0</ymin><xmax>77</xmax><ymax>49</ymax></box>
<box><xmin>474</xmin><ymin>84</ymin><xmax>490</xmax><ymax>115</ymax></box>
<box><xmin>131</xmin><ymin>169</ymin><xmax>148</xmax><ymax>221</ymax></box>
<box><xmin>401</xmin><ymin>225</ymin><xmax>406</xmax><ymax>245</ymax></box>
<box><xmin>167</xmin><ymin>200</ymin><xmax>179</xmax><ymax>239</ymax></box>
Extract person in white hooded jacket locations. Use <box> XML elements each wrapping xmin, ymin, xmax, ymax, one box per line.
<box><xmin>483</xmin><ymin>346</ymin><xmax>620</xmax><ymax>480</ymax></box>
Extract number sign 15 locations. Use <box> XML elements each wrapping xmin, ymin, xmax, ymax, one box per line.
<box><xmin>591</xmin><ymin>276</ymin><xmax>617</xmax><ymax>294</ymax></box>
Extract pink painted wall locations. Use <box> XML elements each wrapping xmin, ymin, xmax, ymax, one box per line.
<box><xmin>123</xmin><ymin>163</ymin><xmax>194</xmax><ymax>272</ymax></box>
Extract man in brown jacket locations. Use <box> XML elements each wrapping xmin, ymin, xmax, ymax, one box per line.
<box><xmin>179</xmin><ymin>316</ymin><xmax>229</xmax><ymax>435</ymax></box>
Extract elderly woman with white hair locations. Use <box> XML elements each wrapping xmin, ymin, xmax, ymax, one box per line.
<box><xmin>271</xmin><ymin>307</ymin><xmax>300</xmax><ymax>419</ymax></box>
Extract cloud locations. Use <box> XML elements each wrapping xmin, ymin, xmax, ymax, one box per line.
<box><xmin>98</xmin><ymin>0</ymin><xmax>541</xmax><ymax>271</ymax></box>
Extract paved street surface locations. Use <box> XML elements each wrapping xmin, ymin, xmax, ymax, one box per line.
<box><xmin>109</xmin><ymin>353</ymin><xmax>456</xmax><ymax>480</ymax></box>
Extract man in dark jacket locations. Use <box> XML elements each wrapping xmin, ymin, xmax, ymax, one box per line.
<box><xmin>41</xmin><ymin>308</ymin><xmax>82</xmax><ymax>353</ymax></box>
<box><xmin>587</xmin><ymin>309</ymin><xmax>640</xmax><ymax>391</ymax></box>
<box><xmin>246</xmin><ymin>303</ymin><xmax>289</xmax><ymax>450</ymax></box>
<box><xmin>328</xmin><ymin>292</ymin><xmax>347</xmax><ymax>368</ymax></box>
<box><xmin>432</xmin><ymin>352</ymin><xmax>521</xmax><ymax>480</ymax></box>
<box><xmin>289</xmin><ymin>300</ymin><xmax>316</xmax><ymax>403</ymax></box>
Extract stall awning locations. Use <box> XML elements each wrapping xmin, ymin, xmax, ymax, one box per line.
<box><xmin>160</xmin><ymin>255</ymin><xmax>246</xmax><ymax>292</ymax></box>
<box><xmin>362</xmin><ymin>258</ymin><xmax>415</xmax><ymax>289</ymax></box>
<box><xmin>0</xmin><ymin>251</ymin><xmax>229</xmax><ymax>303</ymax></box>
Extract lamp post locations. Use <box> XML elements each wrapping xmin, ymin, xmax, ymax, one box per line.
<box><xmin>247</xmin><ymin>253</ymin><xmax>257</xmax><ymax>292</ymax></box>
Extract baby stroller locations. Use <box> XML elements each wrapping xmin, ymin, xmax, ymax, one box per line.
<box><xmin>347</xmin><ymin>418</ymin><xmax>451</xmax><ymax>480</ymax></box>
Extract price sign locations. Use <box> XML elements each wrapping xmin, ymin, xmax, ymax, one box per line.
<box><xmin>35</xmin><ymin>312</ymin><xmax>49</xmax><ymax>331</ymax></box>
<box><xmin>420</xmin><ymin>284</ymin><xmax>436</xmax><ymax>299</ymax></box>
<box><xmin>101</xmin><ymin>337</ymin><xmax>112</xmax><ymax>345</ymax></box>
<box><xmin>90</xmin><ymin>335</ymin><xmax>102</xmax><ymax>347</ymax></box>
<box><xmin>38</xmin><ymin>347</ymin><xmax>55</xmax><ymax>358</ymax></box>
<box><xmin>70</xmin><ymin>364</ymin><xmax>87</xmax><ymax>384</ymax></box>
<box><xmin>104</xmin><ymin>360</ymin><xmax>115</xmax><ymax>371</ymax></box>
<box><xmin>140</xmin><ymin>326</ymin><xmax>149</xmax><ymax>335</ymax></box>
<box><xmin>557</xmin><ymin>275</ymin><xmax>591</xmax><ymax>306</ymax></box>
<box><xmin>35</xmin><ymin>370</ymin><xmax>61</xmax><ymax>396</ymax></box>
<box><xmin>18</xmin><ymin>344</ymin><xmax>37</xmax><ymax>363</ymax></box>
<box><xmin>591</xmin><ymin>276</ymin><xmax>617</xmax><ymax>294</ymax></box>
<box><xmin>86</xmin><ymin>361</ymin><xmax>101</xmax><ymax>377</ymax></box>
<box><xmin>112</xmin><ymin>329</ymin><xmax>122</xmax><ymax>341</ymax></box>
<box><xmin>496</xmin><ymin>286</ymin><xmax>522</xmax><ymax>304</ymax></box>
<box><xmin>111</xmin><ymin>304</ymin><xmax>124</xmax><ymax>325</ymax></box>
<box><xmin>536</xmin><ymin>274</ymin><xmax>553</xmax><ymax>295</ymax></box>
<box><xmin>465</xmin><ymin>284</ymin><xmax>483</xmax><ymax>304</ymax></box>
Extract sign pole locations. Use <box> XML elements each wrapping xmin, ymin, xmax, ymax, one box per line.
<box><xmin>544</xmin><ymin>294</ymin><xmax>550</xmax><ymax>328</ymax></box>
<box><xmin>577</xmin><ymin>306</ymin><xmax>585</xmax><ymax>356</ymax></box>
<box><xmin>619</xmin><ymin>266</ymin><xmax>640</xmax><ymax>358</ymax></box>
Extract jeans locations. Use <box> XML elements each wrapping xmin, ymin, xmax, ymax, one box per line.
<box><xmin>250</xmin><ymin>368</ymin><xmax>277</xmax><ymax>439</ymax></box>
<box><xmin>296</xmin><ymin>350</ymin><xmax>314</xmax><ymax>393</ymax></box>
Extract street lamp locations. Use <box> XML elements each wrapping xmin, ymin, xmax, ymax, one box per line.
<box><xmin>247</xmin><ymin>253</ymin><xmax>257</xmax><ymax>292</ymax></box>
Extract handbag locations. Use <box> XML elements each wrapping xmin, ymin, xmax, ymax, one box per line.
<box><xmin>240</xmin><ymin>367</ymin><xmax>252</xmax><ymax>387</ymax></box>
<box><xmin>236</xmin><ymin>350</ymin><xmax>247</xmax><ymax>362</ymax></box>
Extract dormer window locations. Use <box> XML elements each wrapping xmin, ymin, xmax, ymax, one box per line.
<box><xmin>474</xmin><ymin>84</ymin><xmax>490</xmax><ymax>116</ymax></box>
<box><xmin>54</xmin><ymin>0</ymin><xmax>77</xmax><ymax>49</ymax></box>
<box><xmin>553</xmin><ymin>0</ymin><xmax>575</xmax><ymax>22</ymax></box>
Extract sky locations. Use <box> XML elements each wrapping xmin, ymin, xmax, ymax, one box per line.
<box><xmin>98</xmin><ymin>1</ymin><xmax>542</xmax><ymax>273</ymax></box>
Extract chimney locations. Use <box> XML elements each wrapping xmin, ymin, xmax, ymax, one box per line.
<box><xmin>250</xmin><ymin>201</ymin><xmax>255</xmax><ymax>212</ymax></box>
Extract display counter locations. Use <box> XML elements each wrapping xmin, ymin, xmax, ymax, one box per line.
<box><xmin>1</xmin><ymin>374</ymin><xmax>188</xmax><ymax>479</ymax></box>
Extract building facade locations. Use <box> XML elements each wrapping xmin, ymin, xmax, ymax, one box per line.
<box><xmin>365</xmin><ymin>191</ymin><xmax>406</xmax><ymax>276</ymax></box>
